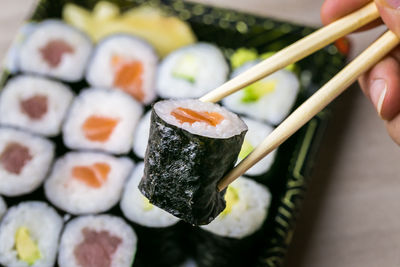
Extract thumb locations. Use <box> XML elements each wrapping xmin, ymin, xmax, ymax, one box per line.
<box><xmin>375</xmin><ymin>0</ymin><xmax>400</xmax><ymax>36</ymax></box>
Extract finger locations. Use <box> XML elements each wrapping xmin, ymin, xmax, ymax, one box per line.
<box><xmin>358</xmin><ymin>51</ymin><xmax>400</xmax><ymax>120</ymax></box>
<box><xmin>375</xmin><ymin>0</ymin><xmax>400</xmax><ymax>37</ymax></box>
<box><xmin>385</xmin><ymin>114</ymin><xmax>400</xmax><ymax>145</ymax></box>
<box><xmin>321</xmin><ymin>0</ymin><xmax>371</xmax><ymax>25</ymax></box>
<box><xmin>321</xmin><ymin>0</ymin><xmax>382</xmax><ymax>30</ymax></box>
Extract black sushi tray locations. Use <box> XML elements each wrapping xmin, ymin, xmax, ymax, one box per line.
<box><xmin>0</xmin><ymin>0</ymin><xmax>347</xmax><ymax>266</ymax></box>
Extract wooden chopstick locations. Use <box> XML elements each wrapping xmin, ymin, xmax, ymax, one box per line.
<box><xmin>200</xmin><ymin>2</ymin><xmax>379</xmax><ymax>103</ymax></box>
<box><xmin>217</xmin><ymin>30</ymin><xmax>400</xmax><ymax>191</ymax></box>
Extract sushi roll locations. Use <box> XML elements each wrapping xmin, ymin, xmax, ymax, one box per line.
<box><xmin>156</xmin><ymin>43</ymin><xmax>229</xmax><ymax>99</ymax></box>
<box><xmin>132</xmin><ymin>111</ymin><xmax>151</xmax><ymax>158</ymax></box>
<box><xmin>0</xmin><ymin>127</ymin><xmax>54</xmax><ymax>197</ymax></box>
<box><xmin>18</xmin><ymin>20</ymin><xmax>92</xmax><ymax>82</ymax></box>
<box><xmin>139</xmin><ymin>99</ymin><xmax>247</xmax><ymax>225</ymax></box>
<box><xmin>63</xmin><ymin>88</ymin><xmax>143</xmax><ymax>154</ymax></box>
<box><xmin>239</xmin><ymin>117</ymin><xmax>277</xmax><ymax>176</ymax></box>
<box><xmin>86</xmin><ymin>35</ymin><xmax>158</xmax><ymax>104</ymax></box>
<box><xmin>0</xmin><ymin>75</ymin><xmax>74</xmax><ymax>136</ymax></box>
<box><xmin>222</xmin><ymin>60</ymin><xmax>300</xmax><ymax>125</ymax></box>
<box><xmin>44</xmin><ymin>151</ymin><xmax>133</xmax><ymax>214</ymax></box>
<box><xmin>0</xmin><ymin>201</ymin><xmax>63</xmax><ymax>267</ymax></box>
<box><xmin>195</xmin><ymin>177</ymin><xmax>271</xmax><ymax>267</ymax></box>
<box><xmin>121</xmin><ymin>163</ymin><xmax>184</xmax><ymax>267</ymax></box>
<box><xmin>58</xmin><ymin>215</ymin><xmax>137</xmax><ymax>267</ymax></box>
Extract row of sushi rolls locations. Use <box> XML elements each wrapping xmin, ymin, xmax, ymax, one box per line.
<box><xmin>0</xmin><ymin>1</ymin><xmax>301</xmax><ymax>267</ymax></box>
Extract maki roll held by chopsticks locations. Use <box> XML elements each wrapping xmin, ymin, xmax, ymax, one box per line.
<box><xmin>139</xmin><ymin>99</ymin><xmax>247</xmax><ymax>225</ymax></box>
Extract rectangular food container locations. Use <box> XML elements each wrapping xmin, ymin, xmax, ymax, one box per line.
<box><xmin>1</xmin><ymin>0</ymin><xmax>347</xmax><ymax>266</ymax></box>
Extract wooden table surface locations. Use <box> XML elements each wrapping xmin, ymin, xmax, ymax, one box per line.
<box><xmin>2</xmin><ymin>1</ymin><xmax>400</xmax><ymax>266</ymax></box>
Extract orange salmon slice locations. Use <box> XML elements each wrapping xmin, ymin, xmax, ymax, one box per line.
<box><xmin>112</xmin><ymin>55</ymin><xmax>145</xmax><ymax>102</ymax></box>
<box><xmin>72</xmin><ymin>162</ymin><xmax>111</xmax><ymax>188</ymax></box>
<box><xmin>82</xmin><ymin>116</ymin><xmax>119</xmax><ymax>142</ymax></box>
<box><xmin>171</xmin><ymin>107</ymin><xmax>224</xmax><ymax>126</ymax></box>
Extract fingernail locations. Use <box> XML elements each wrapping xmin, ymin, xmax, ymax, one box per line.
<box><xmin>383</xmin><ymin>0</ymin><xmax>400</xmax><ymax>9</ymax></box>
<box><xmin>370</xmin><ymin>79</ymin><xmax>387</xmax><ymax>116</ymax></box>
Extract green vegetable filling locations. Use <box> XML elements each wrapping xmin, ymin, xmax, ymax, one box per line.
<box><xmin>230</xmin><ymin>48</ymin><xmax>297</xmax><ymax>71</ymax></box>
<box><xmin>221</xmin><ymin>186</ymin><xmax>240</xmax><ymax>216</ymax></box>
<box><xmin>230</xmin><ymin>48</ymin><xmax>258</xmax><ymax>69</ymax></box>
<box><xmin>241</xmin><ymin>80</ymin><xmax>276</xmax><ymax>103</ymax></box>
<box><xmin>238</xmin><ymin>139</ymin><xmax>254</xmax><ymax>160</ymax></box>
<box><xmin>142</xmin><ymin>196</ymin><xmax>154</xmax><ymax>211</ymax></box>
<box><xmin>172</xmin><ymin>54</ymin><xmax>199</xmax><ymax>83</ymax></box>
<box><xmin>15</xmin><ymin>227</ymin><xmax>41</xmax><ymax>265</ymax></box>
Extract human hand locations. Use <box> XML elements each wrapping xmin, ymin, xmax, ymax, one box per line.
<box><xmin>321</xmin><ymin>0</ymin><xmax>400</xmax><ymax>144</ymax></box>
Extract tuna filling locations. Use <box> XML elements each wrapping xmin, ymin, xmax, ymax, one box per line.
<box><xmin>40</xmin><ymin>39</ymin><xmax>74</xmax><ymax>68</ymax></box>
<box><xmin>74</xmin><ymin>228</ymin><xmax>122</xmax><ymax>267</ymax></box>
<box><xmin>0</xmin><ymin>142</ymin><xmax>32</xmax><ymax>174</ymax></box>
<box><xmin>20</xmin><ymin>95</ymin><xmax>48</xmax><ymax>120</ymax></box>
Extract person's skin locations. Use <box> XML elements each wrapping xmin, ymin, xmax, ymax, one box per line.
<box><xmin>321</xmin><ymin>0</ymin><xmax>400</xmax><ymax>144</ymax></box>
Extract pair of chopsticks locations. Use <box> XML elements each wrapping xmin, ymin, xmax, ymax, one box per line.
<box><xmin>199</xmin><ymin>2</ymin><xmax>400</xmax><ymax>191</ymax></box>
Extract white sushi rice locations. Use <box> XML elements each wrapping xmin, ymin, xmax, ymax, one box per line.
<box><xmin>201</xmin><ymin>177</ymin><xmax>271</xmax><ymax>239</ymax></box>
<box><xmin>0</xmin><ymin>201</ymin><xmax>63</xmax><ymax>267</ymax></box>
<box><xmin>155</xmin><ymin>99</ymin><xmax>247</xmax><ymax>139</ymax></box>
<box><xmin>63</xmin><ymin>88</ymin><xmax>143</xmax><ymax>154</ymax></box>
<box><xmin>58</xmin><ymin>215</ymin><xmax>137</xmax><ymax>267</ymax></box>
<box><xmin>0</xmin><ymin>197</ymin><xmax>7</xmax><ymax>221</ymax></box>
<box><xmin>0</xmin><ymin>75</ymin><xmax>74</xmax><ymax>136</ymax></box>
<box><xmin>120</xmin><ymin>162</ymin><xmax>180</xmax><ymax>228</ymax></box>
<box><xmin>222</xmin><ymin>61</ymin><xmax>300</xmax><ymax>125</ymax></box>
<box><xmin>240</xmin><ymin>117</ymin><xmax>276</xmax><ymax>176</ymax></box>
<box><xmin>44</xmin><ymin>152</ymin><xmax>134</xmax><ymax>214</ymax></box>
<box><xmin>157</xmin><ymin>43</ymin><xmax>229</xmax><ymax>99</ymax></box>
<box><xmin>0</xmin><ymin>127</ymin><xmax>54</xmax><ymax>197</ymax></box>
<box><xmin>3</xmin><ymin>22</ymin><xmax>37</xmax><ymax>74</ymax></box>
<box><xmin>86</xmin><ymin>35</ymin><xmax>158</xmax><ymax>104</ymax></box>
<box><xmin>18</xmin><ymin>20</ymin><xmax>92</xmax><ymax>82</ymax></box>
<box><xmin>132</xmin><ymin>111</ymin><xmax>151</xmax><ymax>158</ymax></box>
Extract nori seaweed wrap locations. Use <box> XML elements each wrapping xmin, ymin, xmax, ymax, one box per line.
<box><xmin>139</xmin><ymin>99</ymin><xmax>247</xmax><ymax>225</ymax></box>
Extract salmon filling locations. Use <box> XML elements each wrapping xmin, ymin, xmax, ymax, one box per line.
<box><xmin>0</xmin><ymin>142</ymin><xmax>32</xmax><ymax>175</ymax></box>
<box><xmin>82</xmin><ymin>116</ymin><xmax>119</xmax><ymax>142</ymax></box>
<box><xmin>171</xmin><ymin>107</ymin><xmax>224</xmax><ymax>126</ymax></box>
<box><xmin>74</xmin><ymin>228</ymin><xmax>122</xmax><ymax>267</ymax></box>
<box><xmin>40</xmin><ymin>39</ymin><xmax>74</xmax><ymax>68</ymax></box>
<box><xmin>111</xmin><ymin>55</ymin><xmax>145</xmax><ymax>102</ymax></box>
<box><xmin>19</xmin><ymin>95</ymin><xmax>48</xmax><ymax>120</ymax></box>
<box><xmin>72</xmin><ymin>162</ymin><xmax>111</xmax><ymax>188</ymax></box>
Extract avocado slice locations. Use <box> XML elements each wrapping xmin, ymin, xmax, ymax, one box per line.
<box><xmin>15</xmin><ymin>227</ymin><xmax>41</xmax><ymax>265</ymax></box>
<box><xmin>238</xmin><ymin>139</ymin><xmax>254</xmax><ymax>160</ymax></box>
<box><xmin>241</xmin><ymin>80</ymin><xmax>277</xmax><ymax>103</ymax></box>
<box><xmin>142</xmin><ymin>196</ymin><xmax>154</xmax><ymax>211</ymax></box>
<box><xmin>221</xmin><ymin>186</ymin><xmax>240</xmax><ymax>216</ymax></box>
